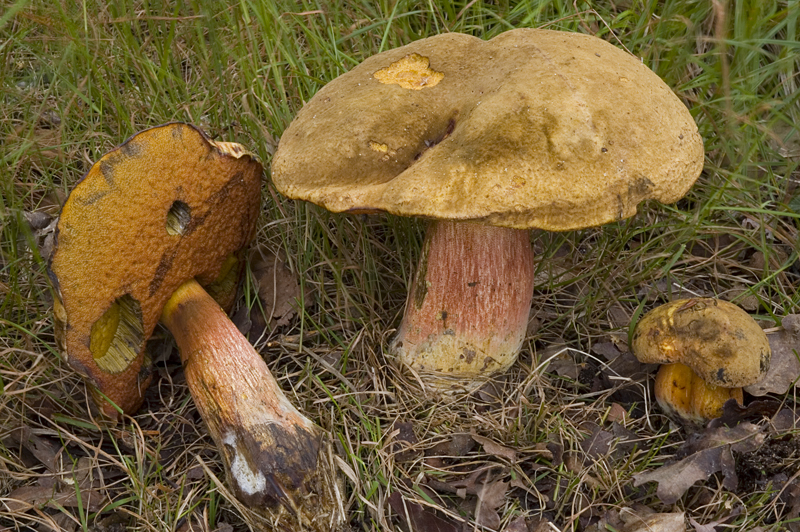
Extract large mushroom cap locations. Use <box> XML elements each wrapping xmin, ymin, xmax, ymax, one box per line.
<box><xmin>50</xmin><ymin>123</ymin><xmax>262</xmax><ymax>416</ymax></box>
<box><xmin>273</xmin><ymin>29</ymin><xmax>704</xmax><ymax>230</ymax></box>
<box><xmin>631</xmin><ymin>298</ymin><xmax>771</xmax><ymax>388</ymax></box>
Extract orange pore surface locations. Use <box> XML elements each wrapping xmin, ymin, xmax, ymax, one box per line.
<box><xmin>50</xmin><ymin>123</ymin><xmax>262</xmax><ymax>415</ymax></box>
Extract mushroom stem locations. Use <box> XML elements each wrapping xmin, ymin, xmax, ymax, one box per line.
<box><xmin>392</xmin><ymin>220</ymin><xmax>535</xmax><ymax>392</ymax></box>
<box><xmin>161</xmin><ymin>279</ymin><xmax>343</xmax><ymax>531</ymax></box>
<box><xmin>654</xmin><ymin>362</ymin><xmax>743</xmax><ymax>424</ymax></box>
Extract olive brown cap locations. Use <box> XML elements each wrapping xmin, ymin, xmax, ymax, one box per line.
<box><xmin>49</xmin><ymin>123</ymin><xmax>262</xmax><ymax>417</ymax></box>
<box><xmin>272</xmin><ymin>29</ymin><xmax>704</xmax><ymax>230</ymax></box>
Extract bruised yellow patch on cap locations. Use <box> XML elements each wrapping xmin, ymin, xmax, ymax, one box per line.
<box><xmin>373</xmin><ymin>53</ymin><xmax>443</xmax><ymax>90</ymax></box>
<box><xmin>369</xmin><ymin>141</ymin><xmax>389</xmax><ymax>153</ymax></box>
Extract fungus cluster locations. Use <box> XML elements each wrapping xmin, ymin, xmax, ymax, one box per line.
<box><xmin>50</xmin><ymin>27</ymin><xmax>710</xmax><ymax>530</ymax></box>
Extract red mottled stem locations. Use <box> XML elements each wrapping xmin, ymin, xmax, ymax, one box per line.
<box><xmin>392</xmin><ymin>220</ymin><xmax>535</xmax><ymax>392</ymax></box>
<box><xmin>161</xmin><ymin>279</ymin><xmax>343</xmax><ymax>531</ymax></box>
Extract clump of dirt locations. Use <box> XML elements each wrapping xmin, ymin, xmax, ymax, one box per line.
<box><xmin>736</xmin><ymin>435</ymin><xmax>800</xmax><ymax>494</ymax></box>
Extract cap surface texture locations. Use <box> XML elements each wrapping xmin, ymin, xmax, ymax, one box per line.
<box><xmin>273</xmin><ymin>29</ymin><xmax>704</xmax><ymax>230</ymax></box>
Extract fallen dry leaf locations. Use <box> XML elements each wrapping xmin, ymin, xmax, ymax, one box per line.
<box><xmin>423</xmin><ymin>462</ymin><xmax>511</xmax><ymax>525</ymax></box>
<box><xmin>690</xmin><ymin>505</ymin><xmax>744</xmax><ymax>532</ymax></box>
<box><xmin>547</xmin><ymin>357</ymin><xmax>584</xmax><ymax>380</ymax></box>
<box><xmin>5</xmin><ymin>426</ymin><xmax>60</xmax><ymax>473</ymax></box>
<box><xmin>424</xmin><ymin>433</ymin><xmax>474</xmax><ymax>469</ymax></box>
<box><xmin>3</xmin><ymin>484</ymin><xmax>106</xmax><ymax>512</ymax></box>
<box><xmin>770</xmin><ymin>408</ymin><xmax>798</xmax><ymax>432</ymax></box>
<box><xmin>580</xmin><ymin>423</ymin><xmax>614</xmax><ymax>460</ymax></box>
<box><xmin>390</xmin><ymin>421</ymin><xmax>421</xmax><ymax>463</ymax></box>
<box><xmin>690</xmin><ymin>516</ymin><xmax>721</xmax><ymax>532</ymax></box>
<box><xmin>249</xmin><ymin>247</ymin><xmax>307</xmax><ymax>329</ymax></box>
<box><xmin>477</xmin><ymin>478</ymin><xmax>507</xmax><ymax>509</ymax></box>
<box><xmin>539</xmin><ymin>344</ymin><xmax>583</xmax><ymax>380</ymax></box>
<box><xmin>186</xmin><ymin>465</ymin><xmax>205</xmax><ymax>480</ymax></box>
<box><xmin>591</xmin><ymin>341</ymin><xmax>624</xmax><ymax>359</ymax></box>
<box><xmin>607</xmin><ymin>403</ymin><xmax>628</xmax><ymax>424</ymax></box>
<box><xmin>708</xmin><ymin>398</ymin><xmax>782</xmax><ymax>429</ymax></box>
<box><xmin>472</xmin><ymin>433</ymin><xmax>517</xmax><ymax>462</ymax></box>
<box><xmin>578</xmin><ymin>422</ymin><xmax>636</xmax><ymax>463</ymax></box>
<box><xmin>474</xmin><ymin>478</ymin><xmax>508</xmax><ymax>529</ymax></box>
<box><xmin>585</xmin><ymin>509</ymin><xmax>626</xmax><ymax>532</ymax></box>
<box><xmin>725</xmin><ymin>284</ymin><xmax>759</xmax><ymax>311</ymax></box>
<box><xmin>427</xmin><ymin>433</ymin><xmax>475</xmax><ymax>458</ymax></box>
<box><xmin>424</xmin><ymin>468</ymin><xmax>509</xmax><ymax>529</ymax></box>
<box><xmin>746</xmin><ymin>314</ymin><xmax>800</xmax><ymax>396</ymax></box>
<box><xmin>767</xmin><ymin>120</ymin><xmax>800</xmax><ymax>159</ymax></box>
<box><xmin>505</xmin><ymin>516</ymin><xmax>528</xmax><ymax>532</ymax></box>
<box><xmin>387</xmin><ymin>491</ymin><xmax>459</xmax><ymax>532</ymax></box>
<box><xmin>633</xmin><ymin>422</ymin><xmax>765</xmax><ymax>504</ymax></box>
<box><xmin>621</xmin><ymin>511</ymin><xmax>685</xmax><ymax>532</ymax></box>
<box><xmin>591</xmin><ymin>340</ymin><xmax>654</xmax><ymax>380</ymax></box>
<box><xmin>782</xmin><ymin>477</ymin><xmax>800</xmax><ymax>529</ymax></box>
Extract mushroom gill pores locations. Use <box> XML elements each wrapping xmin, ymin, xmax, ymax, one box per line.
<box><xmin>50</xmin><ymin>123</ymin><xmax>344</xmax><ymax>531</ymax></box>
<box><xmin>272</xmin><ymin>29</ymin><xmax>704</xmax><ymax>393</ymax></box>
<box><xmin>632</xmin><ymin>298</ymin><xmax>771</xmax><ymax>423</ymax></box>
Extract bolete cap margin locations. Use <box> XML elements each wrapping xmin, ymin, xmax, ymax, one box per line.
<box><xmin>272</xmin><ymin>29</ymin><xmax>704</xmax><ymax>229</ymax></box>
<box><xmin>49</xmin><ymin>123</ymin><xmax>262</xmax><ymax>417</ymax></box>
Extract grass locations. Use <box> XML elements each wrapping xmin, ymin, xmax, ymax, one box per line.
<box><xmin>2</xmin><ymin>0</ymin><xmax>800</xmax><ymax>530</ymax></box>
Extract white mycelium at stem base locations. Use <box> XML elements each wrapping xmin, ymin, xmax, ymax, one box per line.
<box><xmin>161</xmin><ymin>279</ymin><xmax>343</xmax><ymax>531</ymax></box>
<box><xmin>392</xmin><ymin>221</ymin><xmax>535</xmax><ymax>392</ymax></box>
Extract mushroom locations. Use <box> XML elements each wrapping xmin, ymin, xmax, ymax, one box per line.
<box><xmin>631</xmin><ymin>298</ymin><xmax>771</xmax><ymax>424</ymax></box>
<box><xmin>49</xmin><ymin>123</ymin><xmax>343</xmax><ymax>530</ymax></box>
<box><xmin>272</xmin><ymin>29</ymin><xmax>704</xmax><ymax>393</ymax></box>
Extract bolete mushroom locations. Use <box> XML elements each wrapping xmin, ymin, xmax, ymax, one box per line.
<box><xmin>49</xmin><ymin>123</ymin><xmax>343</xmax><ymax>530</ymax></box>
<box><xmin>631</xmin><ymin>298</ymin><xmax>771</xmax><ymax>424</ymax></box>
<box><xmin>272</xmin><ymin>29</ymin><xmax>704</xmax><ymax>393</ymax></box>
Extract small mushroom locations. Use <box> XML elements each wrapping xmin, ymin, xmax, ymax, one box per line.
<box><xmin>272</xmin><ymin>29</ymin><xmax>704</xmax><ymax>393</ymax></box>
<box><xmin>49</xmin><ymin>123</ymin><xmax>343</xmax><ymax>530</ymax></box>
<box><xmin>631</xmin><ymin>298</ymin><xmax>771</xmax><ymax>424</ymax></box>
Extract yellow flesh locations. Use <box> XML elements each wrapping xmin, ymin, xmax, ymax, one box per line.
<box><xmin>373</xmin><ymin>53</ymin><xmax>444</xmax><ymax>90</ymax></box>
<box><xmin>89</xmin><ymin>295</ymin><xmax>143</xmax><ymax>374</ymax></box>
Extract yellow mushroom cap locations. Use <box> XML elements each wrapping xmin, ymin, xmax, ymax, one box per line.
<box><xmin>49</xmin><ymin>123</ymin><xmax>262</xmax><ymax>416</ymax></box>
<box><xmin>631</xmin><ymin>298</ymin><xmax>771</xmax><ymax>388</ymax></box>
<box><xmin>273</xmin><ymin>29</ymin><xmax>704</xmax><ymax>231</ymax></box>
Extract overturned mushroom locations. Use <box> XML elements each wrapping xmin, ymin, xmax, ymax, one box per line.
<box><xmin>272</xmin><ymin>29</ymin><xmax>704</xmax><ymax>393</ymax></box>
<box><xmin>49</xmin><ymin>123</ymin><xmax>343</xmax><ymax>530</ymax></box>
<box><xmin>631</xmin><ymin>298</ymin><xmax>771</xmax><ymax>424</ymax></box>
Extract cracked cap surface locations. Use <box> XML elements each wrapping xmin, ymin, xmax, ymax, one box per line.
<box><xmin>50</xmin><ymin>123</ymin><xmax>262</xmax><ymax>417</ymax></box>
<box><xmin>272</xmin><ymin>29</ymin><xmax>704</xmax><ymax>230</ymax></box>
